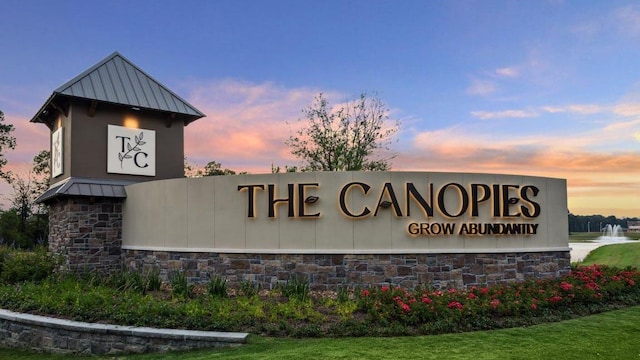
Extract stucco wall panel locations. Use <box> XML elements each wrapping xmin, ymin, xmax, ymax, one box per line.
<box><xmin>122</xmin><ymin>171</ymin><xmax>569</xmax><ymax>254</ymax></box>
<box><xmin>213</xmin><ymin>174</ymin><xmax>247</xmax><ymax>249</ymax></box>
<box><xmin>186</xmin><ymin>177</ymin><xmax>215</xmax><ymax>249</ymax></box>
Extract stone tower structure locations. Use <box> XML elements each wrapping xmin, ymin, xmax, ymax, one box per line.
<box><xmin>30</xmin><ymin>52</ymin><xmax>205</xmax><ymax>272</ymax></box>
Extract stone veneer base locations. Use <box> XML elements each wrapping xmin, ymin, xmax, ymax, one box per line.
<box><xmin>48</xmin><ymin>197</ymin><xmax>123</xmax><ymax>274</ymax></box>
<box><xmin>0</xmin><ymin>309</ymin><xmax>248</xmax><ymax>355</ymax></box>
<box><xmin>123</xmin><ymin>249</ymin><xmax>572</xmax><ymax>290</ymax></box>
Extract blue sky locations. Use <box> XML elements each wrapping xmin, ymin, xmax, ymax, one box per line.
<box><xmin>1</xmin><ymin>0</ymin><xmax>639</xmax><ymax>217</ymax></box>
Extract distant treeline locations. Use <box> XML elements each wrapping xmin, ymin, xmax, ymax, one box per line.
<box><xmin>568</xmin><ymin>213</ymin><xmax>638</xmax><ymax>233</ymax></box>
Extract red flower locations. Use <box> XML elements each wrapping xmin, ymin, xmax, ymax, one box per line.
<box><xmin>448</xmin><ymin>301</ymin><xmax>463</xmax><ymax>310</ymax></box>
<box><xmin>421</xmin><ymin>295</ymin><xmax>433</xmax><ymax>304</ymax></box>
<box><xmin>401</xmin><ymin>302</ymin><xmax>410</xmax><ymax>312</ymax></box>
<box><xmin>560</xmin><ymin>282</ymin><xmax>574</xmax><ymax>291</ymax></box>
<box><xmin>381</xmin><ymin>286</ymin><xmax>390</xmax><ymax>292</ymax></box>
<box><xmin>480</xmin><ymin>287</ymin><xmax>489</xmax><ymax>295</ymax></box>
<box><xmin>531</xmin><ymin>303</ymin><xmax>537</xmax><ymax>310</ymax></box>
<box><xmin>490</xmin><ymin>299</ymin><xmax>500</xmax><ymax>308</ymax></box>
<box><xmin>467</xmin><ymin>293</ymin><xmax>477</xmax><ymax>300</ymax></box>
<box><xmin>550</xmin><ymin>295</ymin><xmax>563</xmax><ymax>303</ymax></box>
<box><xmin>361</xmin><ymin>289</ymin><xmax>370</xmax><ymax>297</ymax></box>
<box><xmin>585</xmin><ymin>282</ymin><xmax>600</xmax><ymax>291</ymax></box>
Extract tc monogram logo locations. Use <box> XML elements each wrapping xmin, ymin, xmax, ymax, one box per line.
<box><xmin>107</xmin><ymin>125</ymin><xmax>156</xmax><ymax>176</ymax></box>
<box><xmin>51</xmin><ymin>127</ymin><xmax>64</xmax><ymax>178</ymax></box>
<box><xmin>116</xmin><ymin>132</ymin><xmax>149</xmax><ymax>169</ymax></box>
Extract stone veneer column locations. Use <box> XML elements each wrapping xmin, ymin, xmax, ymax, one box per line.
<box><xmin>48</xmin><ymin>197</ymin><xmax>123</xmax><ymax>274</ymax></box>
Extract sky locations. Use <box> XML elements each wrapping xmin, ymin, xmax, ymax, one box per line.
<box><xmin>0</xmin><ymin>0</ymin><xmax>639</xmax><ymax>218</ymax></box>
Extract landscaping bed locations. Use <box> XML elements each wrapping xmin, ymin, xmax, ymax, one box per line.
<box><xmin>0</xmin><ymin>249</ymin><xmax>639</xmax><ymax>338</ymax></box>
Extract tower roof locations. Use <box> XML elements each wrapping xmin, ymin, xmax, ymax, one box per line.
<box><xmin>31</xmin><ymin>52</ymin><xmax>205</xmax><ymax>125</ymax></box>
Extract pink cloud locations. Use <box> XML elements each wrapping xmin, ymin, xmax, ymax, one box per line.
<box><xmin>466</xmin><ymin>79</ymin><xmax>497</xmax><ymax>96</ymax></box>
<box><xmin>495</xmin><ymin>67</ymin><xmax>519</xmax><ymax>78</ymax></box>
<box><xmin>5</xmin><ymin>114</ymin><xmax>49</xmax><ymax>162</ymax></box>
<box><xmin>399</xmin><ymin>121</ymin><xmax>640</xmax><ymax>217</ymax></box>
<box><xmin>471</xmin><ymin>109</ymin><xmax>539</xmax><ymax>120</ymax></box>
<box><xmin>183</xmin><ymin>80</ymin><xmax>341</xmax><ymax>172</ymax></box>
<box><xmin>0</xmin><ymin>113</ymin><xmax>50</xmax><ymax>208</ymax></box>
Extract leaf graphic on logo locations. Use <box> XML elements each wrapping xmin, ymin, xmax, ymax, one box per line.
<box><xmin>135</xmin><ymin>135</ymin><xmax>139</xmax><ymax>143</ymax></box>
<box><xmin>139</xmin><ymin>132</ymin><xmax>144</xmax><ymax>140</ymax></box>
<box><xmin>118</xmin><ymin>153</ymin><xmax>123</xmax><ymax>161</ymax></box>
<box><xmin>138</xmin><ymin>141</ymin><xmax>146</xmax><ymax>146</ymax></box>
<box><xmin>133</xmin><ymin>147</ymin><xmax>141</xmax><ymax>151</ymax></box>
<box><xmin>127</xmin><ymin>143</ymin><xmax>132</xmax><ymax>151</ymax></box>
<box><xmin>124</xmin><ymin>155</ymin><xmax>132</xmax><ymax>159</ymax></box>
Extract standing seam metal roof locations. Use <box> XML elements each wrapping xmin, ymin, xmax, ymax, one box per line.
<box><xmin>34</xmin><ymin>177</ymin><xmax>133</xmax><ymax>203</ymax></box>
<box><xmin>31</xmin><ymin>52</ymin><xmax>205</xmax><ymax>123</ymax></box>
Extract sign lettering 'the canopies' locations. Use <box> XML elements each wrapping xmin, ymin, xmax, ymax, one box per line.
<box><xmin>237</xmin><ymin>180</ymin><xmax>544</xmax><ymax>237</ymax></box>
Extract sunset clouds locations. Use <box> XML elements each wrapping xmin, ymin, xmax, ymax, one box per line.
<box><xmin>2</xmin><ymin>1</ymin><xmax>640</xmax><ymax>217</ymax></box>
<box><xmin>179</xmin><ymin>80</ymin><xmax>639</xmax><ymax>216</ymax></box>
<box><xmin>181</xmin><ymin>80</ymin><xmax>332</xmax><ymax>171</ymax></box>
<box><xmin>2</xmin><ymin>75</ymin><xmax>638</xmax><ymax>217</ymax></box>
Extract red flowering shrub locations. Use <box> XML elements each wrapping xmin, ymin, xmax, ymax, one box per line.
<box><xmin>356</xmin><ymin>265</ymin><xmax>640</xmax><ymax>333</ymax></box>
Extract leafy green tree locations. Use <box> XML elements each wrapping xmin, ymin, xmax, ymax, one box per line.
<box><xmin>184</xmin><ymin>157</ymin><xmax>200</xmax><ymax>177</ymax></box>
<box><xmin>184</xmin><ymin>158</ymin><xmax>240</xmax><ymax>177</ymax></box>
<box><xmin>1</xmin><ymin>151</ymin><xmax>50</xmax><ymax>248</ymax></box>
<box><xmin>203</xmin><ymin>161</ymin><xmax>236</xmax><ymax>176</ymax></box>
<box><xmin>29</xmin><ymin>150</ymin><xmax>49</xmax><ymax>244</ymax></box>
<box><xmin>9</xmin><ymin>175</ymin><xmax>32</xmax><ymax>235</ymax></box>
<box><xmin>0</xmin><ymin>209</ymin><xmax>24</xmax><ymax>247</ymax></box>
<box><xmin>286</xmin><ymin>93</ymin><xmax>399</xmax><ymax>171</ymax></box>
<box><xmin>31</xmin><ymin>150</ymin><xmax>50</xmax><ymax>194</ymax></box>
<box><xmin>0</xmin><ymin>110</ymin><xmax>17</xmax><ymax>182</ymax></box>
<box><xmin>271</xmin><ymin>164</ymin><xmax>298</xmax><ymax>173</ymax></box>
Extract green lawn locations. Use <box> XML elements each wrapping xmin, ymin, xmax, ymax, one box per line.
<box><xmin>582</xmin><ymin>242</ymin><xmax>640</xmax><ymax>268</ymax></box>
<box><xmin>2</xmin><ymin>306</ymin><xmax>640</xmax><ymax>360</ymax></box>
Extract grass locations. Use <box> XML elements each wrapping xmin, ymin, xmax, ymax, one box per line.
<box><xmin>2</xmin><ymin>305</ymin><xmax>639</xmax><ymax>359</ymax></box>
<box><xmin>582</xmin><ymin>242</ymin><xmax>640</xmax><ymax>268</ymax></box>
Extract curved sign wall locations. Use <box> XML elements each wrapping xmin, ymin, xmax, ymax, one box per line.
<box><xmin>122</xmin><ymin>171</ymin><xmax>568</xmax><ymax>254</ymax></box>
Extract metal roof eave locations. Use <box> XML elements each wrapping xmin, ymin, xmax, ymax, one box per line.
<box><xmin>30</xmin><ymin>51</ymin><xmax>205</xmax><ymax>124</ymax></box>
<box><xmin>34</xmin><ymin>177</ymin><xmax>135</xmax><ymax>203</ymax></box>
<box><xmin>29</xmin><ymin>93</ymin><xmax>58</xmax><ymax>125</ymax></box>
